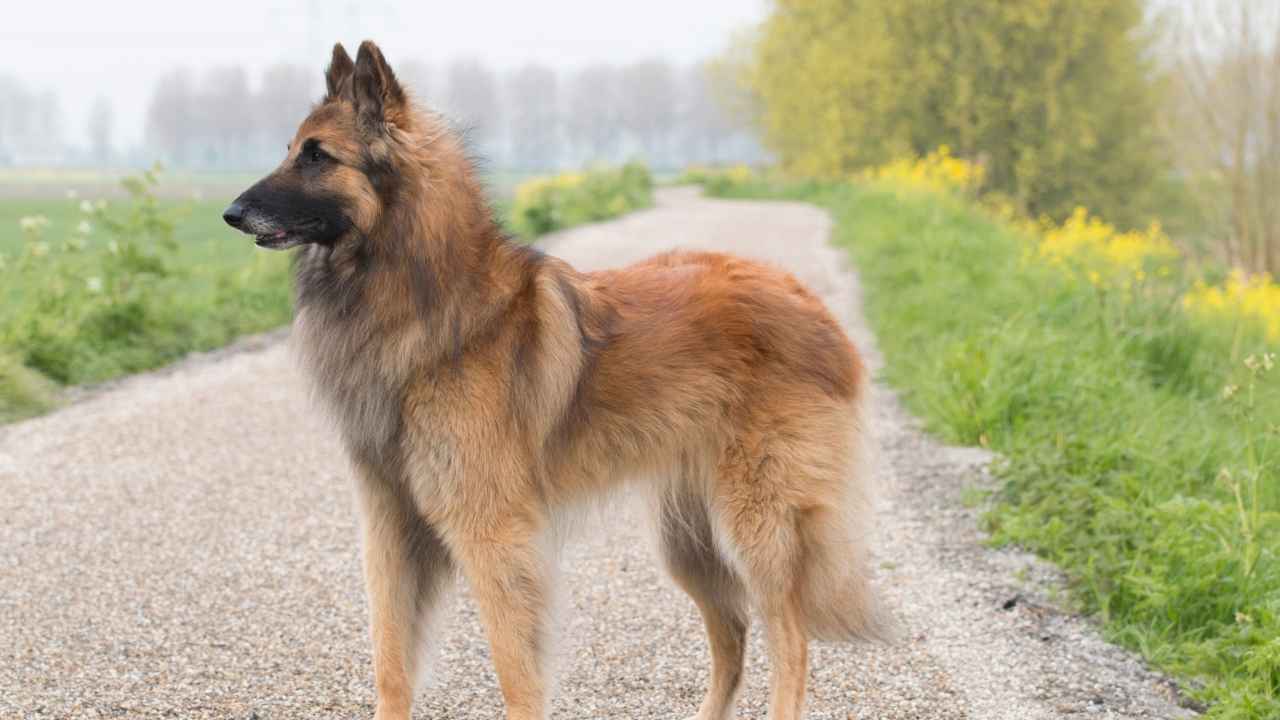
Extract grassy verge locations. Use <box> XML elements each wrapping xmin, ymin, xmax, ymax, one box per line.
<box><xmin>0</xmin><ymin>169</ymin><xmax>293</xmax><ymax>422</ymax></box>
<box><xmin>698</xmin><ymin>177</ymin><xmax>1278</xmax><ymax>718</ymax></box>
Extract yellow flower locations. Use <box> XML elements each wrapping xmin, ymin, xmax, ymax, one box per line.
<box><xmin>866</xmin><ymin>147</ymin><xmax>985</xmax><ymax>195</ymax></box>
<box><xmin>1033</xmin><ymin>207</ymin><xmax>1178</xmax><ymax>288</ymax></box>
<box><xmin>1184</xmin><ymin>270</ymin><xmax>1280</xmax><ymax>342</ymax></box>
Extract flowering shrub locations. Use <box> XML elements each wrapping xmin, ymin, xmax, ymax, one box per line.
<box><xmin>1033</xmin><ymin>208</ymin><xmax>1179</xmax><ymax>288</ymax></box>
<box><xmin>864</xmin><ymin>146</ymin><xmax>984</xmax><ymax>195</ymax></box>
<box><xmin>509</xmin><ymin>163</ymin><xmax>653</xmax><ymax>239</ymax></box>
<box><xmin>868</xmin><ymin>148</ymin><xmax>1280</xmax><ymax>344</ymax></box>
<box><xmin>1185</xmin><ymin>271</ymin><xmax>1280</xmax><ymax>342</ymax></box>
<box><xmin>1</xmin><ymin>167</ymin><xmax>292</xmax><ymax>420</ymax></box>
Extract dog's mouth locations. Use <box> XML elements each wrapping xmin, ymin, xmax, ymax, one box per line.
<box><xmin>254</xmin><ymin>219</ymin><xmax>324</xmax><ymax>250</ymax></box>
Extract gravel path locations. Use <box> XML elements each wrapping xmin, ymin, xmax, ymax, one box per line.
<box><xmin>1</xmin><ymin>187</ymin><xmax>1194</xmax><ymax>719</ymax></box>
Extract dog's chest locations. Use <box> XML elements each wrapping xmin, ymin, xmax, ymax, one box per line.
<box><xmin>291</xmin><ymin>308</ymin><xmax>407</xmax><ymax>464</ymax></box>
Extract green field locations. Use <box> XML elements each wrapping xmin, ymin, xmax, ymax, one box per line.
<box><xmin>0</xmin><ymin>171</ymin><xmax>289</xmax><ymax>422</ymax></box>
<box><xmin>0</xmin><ymin>197</ymin><xmax>240</xmax><ymax>254</ymax></box>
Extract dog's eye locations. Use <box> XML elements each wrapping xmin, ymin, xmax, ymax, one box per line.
<box><xmin>309</xmin><ymin>148</ymin><xmax>327</xmax><ymax>163</ymax></box>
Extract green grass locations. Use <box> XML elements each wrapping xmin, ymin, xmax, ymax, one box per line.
<box><xmin>703</xmin><ymin>178</ymin><xmax>1278</xmax><ymax>718</ymax></box>
<box><xmin>0</xmin><ymin>174</ymin><xmax>292</xmax><ymax>422</ymax></box>
<box><xmin>507</xmin><ymin>163</ymin><xmax>654</xmax><ymax>239</ymax></box>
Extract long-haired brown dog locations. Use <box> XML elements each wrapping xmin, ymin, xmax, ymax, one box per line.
<box><xmin>224</xmin><ymin>40</ymin><xmax>889</xmax><ymax>720</ymax></box>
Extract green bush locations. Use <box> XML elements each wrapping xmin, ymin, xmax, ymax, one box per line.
<box><xmin>742</xmin><ymin>0</ymin><xmax>1166</xmax><ymax>228</ymax></box>
<box><xmin>509</xmin><ymin>163</ymin><xmax>653</xmax><ymax>239</ymax></box>
<box><xmin>0</xmin><ymin>168</ymin><xmax>292</xmax><ymax>418</ymax></box>
<box><xmin>0</xmin><ymin>352</ymin><xmax>56</xmax><ymax>422</ymax></box>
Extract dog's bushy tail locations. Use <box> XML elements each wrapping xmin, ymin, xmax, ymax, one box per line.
<box><xmin>797</xmin><ymin>540</ymin><xmax>897</xmax><ymax>644</ymax></box>
<box><xmin>796</xmin><ymin>393</ymin><xmax>896</xmax><ymax>645</ymax></box>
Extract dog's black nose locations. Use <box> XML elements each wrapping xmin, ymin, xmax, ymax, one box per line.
<box><xmin>222</xmin><ymin>201</ymin><xmax>245</xmax><ymax>229</ymax></box>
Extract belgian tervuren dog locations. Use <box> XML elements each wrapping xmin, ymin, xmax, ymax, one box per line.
<box><xmin>223</xmin><ymin>40</ymin><xmax>889</xmax><ymax>720</ymax></box>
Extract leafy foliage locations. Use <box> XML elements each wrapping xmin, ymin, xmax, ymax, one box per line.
<box><xmin>509</xmin><ymin>163</ymin><xmax>653</xmax><ymax>239</ymax></box>
<box><xmin>0</xmin><ymin>167</ymin><xmax>291</xmax><ymax>420</ymax></box>
<box><xmin>744</xmin><ymin>0</ymin><xmax>1166</xmax><ymax>226</ymax></box>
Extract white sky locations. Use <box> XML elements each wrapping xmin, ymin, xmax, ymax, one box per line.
<box><xmin>1</xmin><ymin>0</ymin><xmax>768</xmax><ymax>148</ymax></box>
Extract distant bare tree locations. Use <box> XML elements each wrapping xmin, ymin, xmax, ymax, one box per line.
<box><xmin>1167</xmin><ymin>0</ymin><xmax>1280</xmax><ymax>273</ymax></box>
<box><xmin>505</xmin><ymin>64</ymin><xmax>560</xmax><ymax>170</ymax></box>
<box><xmin>146</xmin><ymin>69</ymin><xmax>196</xmax><ymax>166</ymax></box>
<box><xmin>0</xmin><ymin>75</ymin><xmax>26</xmax><ymax>163</ymax></box>
<box><xmin>200</xmin><ymin>66</ymin><xmax>255</xmax><ymax>169</ymax></box>
<box><xmin>618</xmin><ymin>60</ymin><xmax>676</xmax><ymax>166</ymax></box>
<box><xmin>87</xmin><ymin>96</ymin><xmax>114</xmax><ymax>166</ymax></box>
<box><xmin>0</xmin><ymin>78</ymin><xmax>64</xmax><ymax>165</ymax></box>
<box><xmin>397</xmin><ymin>60</ymin><xmax>434</xmax><ymax>106</ymax></box>
<box><xmin>0</xmin><ymin>77</ymin><xmax>34</xmax><ymax>164</ymax></box>
<box><xmin>443</xmin><ymin>59</ymin><xmax>502</xmax><ymax>157</ymax></box>
<box><xmin>705</xmin><ymin>32</ymin><xmax>762</xmax><ymax>138</ymax></box>
<box><xmin>34</xmin><ymin>91</ymin><xmax>64</xmax><ymax>161</ymax></box>
<box><xmin>679</xmin><ymin>62</ymin><xmax>743</xmax><ymax>164</ymax></box>
<box><xmin>566</xmin><ymin>64</ymin><xmax>622</xmax><ymax>164</ymax></box>
<box><xmin>258</xmin><ymin>63</ymin><xmax>316</xmax><ymax>163</ymax></box>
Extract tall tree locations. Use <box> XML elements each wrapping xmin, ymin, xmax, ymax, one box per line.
<box><xmin>199</xmin><ymin>66</ymin><xmax>254</xmax><ymax>169</ymax></box>
<box><xmin>1165</xmin><ymin>0</ymin><xmax>1280</xmax><ymax>273</ymax></box>
<box><xmin>87</xmin><ymin>96</ymin><xmax>114</xmax><ymax>166</ymax></box>
<box><xmin>746</xmin><ymin>0</ymin><xmax>1165</xmax><ymax>226</ymax></box>
<box><xmin>618</xmin><ymin>60</ymin><xmax>676</xmax><ymax>166</ymax></box>
<box><xmin>145</xmin><ymin>69</ymin><xmax>196</xmax><ymax>166</ymax></box>
<box><xmin>566</xmin><ymin>64</ymin><xmax>623</xmax><ymax>164</ymax></box>
<box><xmin>678</xmin><ymin>61</ymin><xmax>746</xmax><ymax>165</ymax></box>
<box><xmin>443</xmin><ymin>59</ymin><xmax>502</xmax><ymax>158</ymax></box>
<box><xmin>257</xmin><ymin>63</ymin><xmax>316</xmax><ymax>164</ymax></box>
<box><xmin>504</xmin><ymin>64</ymin><xmax>560</xmax><ymax>170</ymax></box>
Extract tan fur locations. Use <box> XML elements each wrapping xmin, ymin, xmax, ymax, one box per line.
<box><xmin>240</xmin><ymin>41</ymin><xmax>891</xmax><ymax>720</ymax></box>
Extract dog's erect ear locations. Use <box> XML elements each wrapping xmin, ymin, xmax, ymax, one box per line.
<box><xmin>353</xmin><ymin>40</ymin><xmax>407</xmax><ymax>132</ymax></box>
<box><xmin>325</xmin><ymin>43</ymin><xmax>355</xmax><ymax>101</ymax></box>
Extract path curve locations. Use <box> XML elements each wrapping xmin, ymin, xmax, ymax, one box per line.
<box><xmin>0</xmin><ymin>187</ymin><xmax>1192</xmax><ymax>719</ymax></box>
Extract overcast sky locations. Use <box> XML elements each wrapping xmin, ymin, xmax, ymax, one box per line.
<box><xmin>2</xmin><ymin>0</ymin><xmax>767</xmax><ymax>148</ymax></box>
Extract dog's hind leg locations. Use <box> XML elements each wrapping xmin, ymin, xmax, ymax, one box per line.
<box><xmin>654</xmin><ymin>486</ymin><xmax>749</xmax><ymax>720</ymax></box>
<box><xmin>712</xmin><ymin>444</ymin><xmax>815</xmax><ymax>720</ymax></box>
<box><xmin>355</xmin><ymin>463</ymin><xmax>455</xmax><ymax>720</ymax></box>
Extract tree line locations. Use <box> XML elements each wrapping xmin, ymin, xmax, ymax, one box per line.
<box><xmin>141</xmin><ymin>57</ymin><xmax>760</xmax><ymax>172</ymax></box>
<box><xmin>0</xmin><ymin>76</ymin><xmax>67</xmax><ymax>166</ymax></box>
<box><xmin>735</xmin><ymin>0</ymin><xmax>1280</xmax><ymax>275</ymax></box>
<box><xmin>0</xmin><ymin>56</ymin><xmax>760</xmax><ymax>174</ymax></box>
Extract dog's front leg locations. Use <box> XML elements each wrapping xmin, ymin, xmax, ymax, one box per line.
<box><xmin>356</xmin><ymin>462</ymin><xmax>455</xmax><ymax>720</ymax></box>
<box><xmin>454</xmin><ymin>518</ymin><xmax>553</xmax><ymax>720</ymax></box>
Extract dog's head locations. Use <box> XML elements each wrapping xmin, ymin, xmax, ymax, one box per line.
<box><xmin>223</xmin><ymin>41</ymin><xmax>413</xmax><ymax>250</ymax></box>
